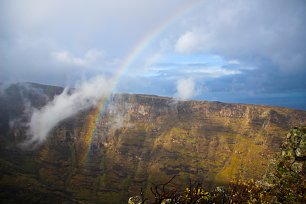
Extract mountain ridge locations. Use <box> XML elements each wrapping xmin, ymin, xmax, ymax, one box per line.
<box><xmin>2</xmin><ymin>81</ymin><xmax>304</xmax><ymax>111</ymax></box>
<box><xmin>0</xmin><ymin>82</ymin><xmax>305</xmax><ymax>203</ymax></box>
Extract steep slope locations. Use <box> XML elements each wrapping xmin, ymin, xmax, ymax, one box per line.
<box><xmin>0</xmin><ymin>83</ymin><xmax>305</xmax><ymax>203</ymax></box>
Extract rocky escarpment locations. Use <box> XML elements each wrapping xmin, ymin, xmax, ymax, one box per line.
<box><xmin>0</xmin><ymin>83</ymin><xmax>305</xmax><ymax>203</ymax></box>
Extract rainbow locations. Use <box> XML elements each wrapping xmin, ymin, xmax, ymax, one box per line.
<box><xmin>79</xmin><ymin>98</ymin><xmax>108</xmax><ymax>166</ymax></box>
<box><xmin>79</xmin><ymin>0</ymin><xmax>200</xmax><ymax>166</ymax></box>
<box><xmin>112</xmin><ymin>0</ymin><xmax>201</xmax><ymax>88</ymax></box>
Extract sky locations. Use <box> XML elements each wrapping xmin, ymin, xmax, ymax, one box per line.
<box><xmin>1</xmin><ymin>0</ymin><xmax>306</xmax><ymax>110</ymax></box>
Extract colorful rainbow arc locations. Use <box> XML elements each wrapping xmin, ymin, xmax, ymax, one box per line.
<box><xmin>112</xmin><ymin>0</ymin><xmax>201</xmax><ymax>87</ymax></box>
<box><xmin>80</xmin><ymin>0</ymin><xmax>201</xmax><ymax>166</ymax></box>
<box><xmin>79</xmin><ymin>98</ymin><xmax>108</xmax><ymax>166</ymax></box>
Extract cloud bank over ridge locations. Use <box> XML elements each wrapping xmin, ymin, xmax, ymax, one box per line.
<box><xmin>25</xmin><ymin>76</ymin><xmax>112</xmax><ymax>146</ymax></box>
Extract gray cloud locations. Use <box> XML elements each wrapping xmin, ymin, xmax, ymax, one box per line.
<box><xmin>1</xmin><ymin>0</ymin><xmax>305</xmax><ymax>111</ymax></box>
<box><xmin>0</xmin><ymin>0</ymin><xmax>190</xmax><ymax>84</ymax></box>
<box><xmin>175</xmin><ymin>0</ymin><xmax>306</xmax><ymax>71</ymax></box>
<box><xmin>51</xmin><ymin>49</ymin><xmax>104</xmax><ymax>67</ymax></box>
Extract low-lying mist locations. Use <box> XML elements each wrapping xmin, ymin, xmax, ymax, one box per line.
<box><xmin>24</xmin><ymin>76</ymin><xmax>113</xmax><ymax>146</ymax></box>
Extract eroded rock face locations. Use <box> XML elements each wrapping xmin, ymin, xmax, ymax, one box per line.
<box><xmin>0</xmin><ymin>83</ymin><xmax>306</xmax><ymax>203</ymax></box>
<box><xmin>282</xmin><ymin>128</ymin><xmax>306</xmax><ymax>173</ymax></box>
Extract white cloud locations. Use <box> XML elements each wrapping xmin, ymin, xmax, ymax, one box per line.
<box><xmin>227</xmin><ymin>60</ymin><xmax>240</xmax><ymax>65</ymax></box>
<box><xmin>183</xmin><ymin>66</ymin><xmax>241</xmax><ymax>78</ymax></box>
<box><xmin>175</xmin><ymin>31</ymin><xmax>202</xmax><ymax>54</ymax></box>
<box><xmin>25</xmin><ymin>76</ymin><xmax>113</xmax><ymax>146</ymax></box>
<box><xmin>144</xmin><ymin>53</ymin><xmax>163</xmax><ymax>68</ymax></box>
<box><xmin>175</xmin><ymin>78</ymin><xmax>196</xmax><ymax>100</ymax></box>
<box><xmin>51</xmin><ymin>49</ymin><xmax>104</xmax><ymax>67</ymax></box>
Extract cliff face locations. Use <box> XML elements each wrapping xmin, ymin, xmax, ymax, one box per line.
<box><xmin>0</xmin><ymin>83</ymin><xmax>306</xmax><ymax>203</ymax></box>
